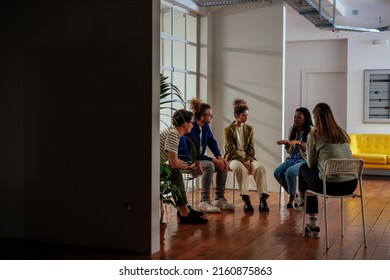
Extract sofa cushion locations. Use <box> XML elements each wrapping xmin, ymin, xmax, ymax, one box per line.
<box><xmin>354</xmin><ymin>153</ymin><xmax>387</xmax><ymax>165</ymax></box>
<box><xmin>349</xmin><ymin>134</ymin><xmax>390</xmax><ymax>154</ymax></box>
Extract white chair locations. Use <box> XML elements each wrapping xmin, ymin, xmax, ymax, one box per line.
<box><xmin>184</xmin><ymin>172</ymin><xmax>196</xmax><ymax>207</ymax></box>
<box><xmin>302</xmin><ymin>158</ymin><xmax>367</xmax><ymax>249</ymax></box>
<box><xmin>279</xmin><ymin>176</ymin><xmax>301</xmax><ymax>208</ymax></box>
<box><xmin>230</xmin><ymin>170</ymin><xmax>238</xmax><ymax>205</ymax></box>
<box><xmin>230</xmin><ymin>169</ymin><xmax>254</xmax><ymax>206</ymax></box>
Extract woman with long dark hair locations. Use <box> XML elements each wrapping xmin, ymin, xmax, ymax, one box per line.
<box><xmin>274</xmin><ymin>107</ymin><xmax>313</xmax><ymax>208</ymax></box>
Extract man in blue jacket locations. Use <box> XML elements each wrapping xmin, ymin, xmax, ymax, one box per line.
<box><xmin>179</xmin><ymin>99</ymin><xmax>235</xmax><ymax>213</ymax></box>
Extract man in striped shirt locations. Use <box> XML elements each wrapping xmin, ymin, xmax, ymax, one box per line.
<box><xmin>160</xmin><ymin>109</ymin><xmax>207</xmax><ymax>224</ymax></box>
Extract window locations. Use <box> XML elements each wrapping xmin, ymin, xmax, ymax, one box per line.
<box><xmin>160</xmin><ymin>1</ymin><xmax>199</xmax><ymax>124</ymax></box>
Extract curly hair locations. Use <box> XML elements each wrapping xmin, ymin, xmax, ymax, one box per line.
<box><xmin>288</xmin><ymin>107</ymin><xmax>313</xmax><ymax>143</ymax></box>
<box><xmin>189</xmin><ymin>98</ymin><xmax>211</xmax><ymax>120</ymax></box>
<box><xmin>233</xmin><ymin>99</ymin><xmax>249</xmax><ymax>116</ymax></box>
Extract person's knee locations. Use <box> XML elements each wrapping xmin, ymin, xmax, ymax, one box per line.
<box><xmin>256</xmin><ymin>165</ymin><xmax>266</xmax><ymax>174</ymax></box>
<box><xmin>273</xmin><ymin>168</ymin><xmax>281</xmax><ymax>178</ymax></box>
<box><xmin>202</xmin><ymin>161</ymin><xmax>215</xmax><ymax>173</ymax></box>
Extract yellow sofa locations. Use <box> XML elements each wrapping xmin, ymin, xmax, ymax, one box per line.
<box><xmin>349</xmin><ymin>134</ymin><xmax>390</xmax><ymax>170</ymax></box>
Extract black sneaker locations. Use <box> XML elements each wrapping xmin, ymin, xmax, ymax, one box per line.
<box><xmin>188</xmin><ymin>205</ymin><xmax>204</xmax><ymax>216</ymax></box>
<box><xmin>177</xmin><ymin>205</ymin><xmax>204</xmax><ymax>217</ymax></box>
<box><xmin>179</xmin><ymin>215</ymin><xmax>208</xmax><ymax>224</ymax></box>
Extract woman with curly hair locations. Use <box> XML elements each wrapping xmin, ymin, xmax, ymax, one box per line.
<box><xmin>224</xmin><ymin>99</ymin><xmax>270</xmax><ymax>212</ymax></box>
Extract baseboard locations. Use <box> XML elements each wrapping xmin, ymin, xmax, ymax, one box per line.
<box><xmin>363</xmin><ymin>169</ymin><xmax>390</xmax><ymax>176</ymax></box>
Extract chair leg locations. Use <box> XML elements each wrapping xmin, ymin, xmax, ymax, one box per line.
<box><xmin>279</xmin><ymin>185</ymin><xmax>283</xmax><ymax>207</ymax></box>
<box><xmin>232</xmin><ymin>172</ymin><xmax>236</xmax><ymax>205</ymax></box>
<box><xmin>185</xmin><ymin>175</ymin><xmax>195</xmax><ymax>207</ymax></box>
<box><xmin>341</xmin><ymin>198</ymin><xmax>345</xmax><ymax>236</ymax></box>
<box><xmin>360</xmin><ymin>192</ymin><xmax>367</xmax><ymax>248</ymax></box>
<box><xmin>302</xmin><ymin>192</ymin><xmax>308</xmax><ymax>237</ymax></box>
<box><xmin>191</xmin><ymin>177</ymin><xmax>194</xmax><ymax>207</ymax></box>
<box><xmin>361</xmin><ymin>198</ymin><xmax>367</xmax><ymax>248</ymax></box>
<box><xmin>324</xmin><ymin>196</ymin><xmax>329</xmax><ymax>250</ymax></box>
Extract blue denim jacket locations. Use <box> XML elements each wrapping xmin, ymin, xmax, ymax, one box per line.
<box><xmin>178</xmin><ymin>121</ymin><xmax>222</xmax><ymax>162</ymax></box>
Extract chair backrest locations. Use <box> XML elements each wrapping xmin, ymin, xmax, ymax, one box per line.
<box><xmin>323</xmin><ymin>159</ymin><xmax>364</xmax><ymax>178</ymax></box>
<box><xmin>322</xmin><ymin>159</ymin><xmax>364</xmax><ymax>197</ymax></box>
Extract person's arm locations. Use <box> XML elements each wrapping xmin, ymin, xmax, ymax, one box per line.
<box><xmin>205</xmin><ymin>127</ymin><xmax>222</xmax><ymax>159</ymax></box>
<box><xmin>306</xmin><ymin>132</ymin><xmax>317</xmax><ymax>168</ymax></box>
<box><xmin>276</xmin><ymin>126</ymin><xmax>294</xmax><ymax>155</ymax></box>
<box><xmin>245</xmin><ymin>125</ymin><xmax>255</xmax><ymax>161</ymax></box>
<box><xmin>178</xmin><ymin>135</ymin><xmax>197</xmax><ymax>162</ymax></box>
<box><xmin>168</xmin><ymin>151</ymin><xmax>191</xmax><ymax>170</ymax></box>
<box><xmin>224</xmin><ymin>126</ymin><xmax>245</xmax><ymax>165</ymax></box>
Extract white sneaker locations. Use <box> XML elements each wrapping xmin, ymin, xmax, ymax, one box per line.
<box><xmin>199</xmin><ymin>201</ymin><xmax>221</xmax><ymax>213</ymax></box>
<box><xmin>214</xmin><ymin>198</ymin><xmax>235</xmax><ymax>210</ymax></box>
<box><xmin>304</xmin><ymin>224</ymin><xmax>321</xmax><ymax>238</ymax></box>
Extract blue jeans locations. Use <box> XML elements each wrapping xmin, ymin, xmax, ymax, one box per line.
<box><xmin>274</xmin><ymin>159</ymin><xmax>306</xmax><ymax>195</ymax></box>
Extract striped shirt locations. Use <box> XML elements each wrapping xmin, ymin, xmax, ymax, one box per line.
<box><xmin>307</xmin><ymin>133</ymin><xmax>354</xmax><ymax>182</ymax></box>
<box><xmin>160</xmin><ymin>126</ymin><xmax>180</xmax><ymax>165</ymax></box>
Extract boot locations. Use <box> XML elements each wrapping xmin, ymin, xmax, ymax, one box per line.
<box><xmin>242</xmin><ymin>195</ymin><xmax>254</xmax><ymax>212</ymax></box>
<box><xmin>259</xmin><ymin>194</ymin><xmax>269</xmax><ymax>212</ymax></box>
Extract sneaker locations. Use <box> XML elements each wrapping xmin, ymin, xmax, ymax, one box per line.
<box><xmin>188</xmin><ymin>205</ymin><xmax>204</xmax><ymax>216</ymax></box>
<box><xmin>304</xmin><ymin>224</ymin><xmax>321</xmax><ymax>238</ymax></box>
<box><xmin>293</xmin><ymin>201</ymin><xmax>304</xmax><ymax>210</ymax></box>
<box><xmin>214</xmin><ymin>198</ymin><xmax>235</xmax><ymax>210</ymax></box>
<box><xmin>199</xmin><ymin>201</ymin><xmax>221</xmax><ymax>213</ymax></box>
<box><xmin>177</xmin><ymin>205</ymin><xmax>204</xmax><ymax>217</ymax></box>
<box><xmin>179</xmin><ymin>215</ymin><xmax>208</xmax><ymax>224</ymax></box>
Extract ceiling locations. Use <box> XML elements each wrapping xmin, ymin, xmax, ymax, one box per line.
<box><xmin>192</xmin><ymin>0</ymin><xmax>390</xmax><ymax>32</ymax></box>
<box><xmin>305</xmin><ymin>0</ymin><xmax>390</xmax><ymax>29</ymax></box>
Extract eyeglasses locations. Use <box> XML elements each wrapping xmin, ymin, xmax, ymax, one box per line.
<box><xmin>204</xmin><ymin>114</ymin><xmax>213</xmax><ymax>118</ymax></box>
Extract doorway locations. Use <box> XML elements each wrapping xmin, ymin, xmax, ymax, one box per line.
<box><xmin>301</xmin><ymin>69</ymin><xmax>347</xmax><ymax>128</ymax></box>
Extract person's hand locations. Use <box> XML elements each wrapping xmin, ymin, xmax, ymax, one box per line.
<box><xmin>197</xmin><ymin>162</ymin><xmax>204</xmax><ymax>175</ymax></box>
<box><xmin>213</xmin><ymin>158</ymin><xmax>228</xmax><ymax>172</ymax></box>
<box><xmin>276</xmin><ymin>140</ymin><xmax>289</xmax><ymax>145</ymax></box>
<box><xmin>244</xmin><ymin>160</ymin><xmax>251</xmax><ymax>172</ymax></box>
<box><xmin>222</xmin><ymin>158</ymin><xmax>229</xmax><ymax>171</ymax></box>
<box><xmin>290</xmin><ymin>140</ymin><xmax>301</xmax><ymax>146</ymax></box>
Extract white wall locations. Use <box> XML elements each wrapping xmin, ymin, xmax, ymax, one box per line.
<box><xmin>286</xmin><ymin>6</ymin><xmax>390</xmax><ymax>134</ymax></box>
<box><xmin>210</xmin><ymin>3</ymin><xmax>285</xmax><ymax>192</ymax></box>
<box><xmin>347</xmin><ymin>33</ymin><xmax>390</xmax><ymax>133</ymax></box>
<box><xmin>285</xmin><ymin>39</ymin><xmax>347</xmax><ymax>136</ymax></box>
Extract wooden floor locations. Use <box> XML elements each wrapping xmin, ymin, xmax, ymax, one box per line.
<box><xmin>154</xmin><ymin>175</ymin><xmax>390</xmax><ymax>260</ymax></box>
<box><xmin>1</xmin><ymin>175</ymin><xmax>389</xmax><ymax>260</ymax></box>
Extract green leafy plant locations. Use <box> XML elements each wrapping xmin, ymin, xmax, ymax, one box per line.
<box><xmin>160</xmin><ymin>74</ymin><xmax>186</xmax><ymax>128</ymax></box>
<box><xmin>160</xmin><ymin>165</ymin><xmax>183</xmax><ymax>206</ymax></box>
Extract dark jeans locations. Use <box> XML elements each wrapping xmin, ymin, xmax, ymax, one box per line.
<box><xmin>166</xmin><ymin>165</ymin><xmax>188</xmax><ymax>207</ymax></box>
<box><xmin>298</xmin><ymin>163</ymin><xmax>358</xmax><ymax>214</ymax></box>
